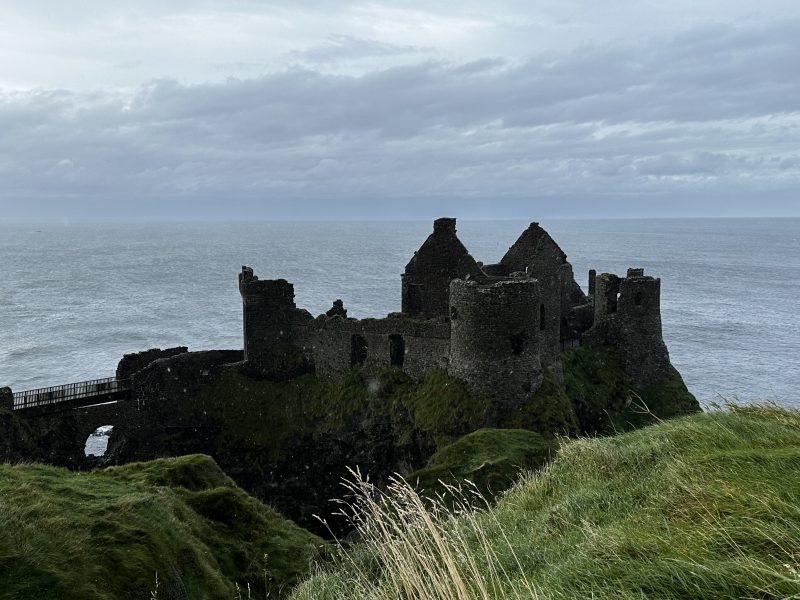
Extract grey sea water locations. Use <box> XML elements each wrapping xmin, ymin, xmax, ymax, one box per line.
<box><xmin>1</xmin><ymin>219</ymin><xmax>798</xmax><ymax>408</ymax></box>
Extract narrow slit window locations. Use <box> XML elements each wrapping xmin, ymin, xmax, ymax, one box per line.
<box><xmin>389</xmin><ymin>334</ymin><xmax>405</xmax><ymax>367</ymax></box>
<box><xmin>350</xmin><ymin>334</ymin><xmax>368</xmax><ymax>366</ymax></box>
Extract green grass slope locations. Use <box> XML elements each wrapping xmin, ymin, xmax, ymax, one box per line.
<box><xmin>0</xmin><ymin>454</ymin><xmax>324</xmax><ymax>600</ymax></box>
<box><xmin>293</xmin><ymin>405</ymin><xmax>800</xmax><ymax>599</ymax></box>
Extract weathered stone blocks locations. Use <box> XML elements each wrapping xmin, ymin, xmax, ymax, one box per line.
<box><xmin>448</xmin><ymin>278</ymin><xmax>543</xmax><ymax>411</ymax></box>
<box><xmin>0</xmin><ymin>387</ymin><xmax>13</xmax><ymax>411</ymax></box>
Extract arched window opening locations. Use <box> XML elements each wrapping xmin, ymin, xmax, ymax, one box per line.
<box><xmin>350</xmin><ymin>334</ymin><xmax>368</xmax><ymax>366</ymax></box>
<box><xmin>608</xmin><ymin>292</ymin><xmax>619</xmax><ymax>314</ymax></box>
<box><xmin>539</xmin><ymin>304</ymin><xmax>546</xmax><ymax>331</ymax></box>
<box><xmin>389</xmin><ymin>334</ymin><xmax>405</xmax><ymax>367</ymax></box>
<box><xmin>85</xmin><ymin>425</ymin><xmax>114</xmax><ymax>457</ymax></box>
<box><xmin>634</xmin><ymin>291</ymin><xmax>644</xmax><ymax>306</ymax></box>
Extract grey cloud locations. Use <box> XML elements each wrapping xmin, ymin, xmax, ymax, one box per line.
<box><xmin>1</xmin><ymin>18</ymin><xmax>799</xmax><ymax>215</ymax></box>
<box><xmin>288</xmin><ymin>35</ymin><xmax>432</xmax><ymax>63</ymax></box>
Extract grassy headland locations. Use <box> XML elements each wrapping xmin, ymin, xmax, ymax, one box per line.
<box><xmin>293</xmin><ymin>405</ymin><xmax>800</xmax><ymax>599</ymax></box>
<box><xmin>0</xmin><ymin>454</ymin><xmax>323</xmax><ymax>599</ymax></box>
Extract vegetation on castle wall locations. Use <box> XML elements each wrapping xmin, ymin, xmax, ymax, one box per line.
<box><xmin>109</xmin><ymin>350</ymin><xmax>697</xmax><ymax>539</ymax></box>
<box><xmin>195</xmin><ymin>367</ymin><xmax>486</xmax><ymax>462</ymax></box>
<box><xmin>501</xmin><ymin>373</ymin><xmax>578</xmax><ymax>435</ymax></box>
<box><xmin>563</xmin><ymin>345</ymin><xmax>699</xmax><ymax>434</ymax></box>
<box><xmin>0</xmin><ymin>454</ymin><xmax>323</xmax><ymax>600</ymax></box>
<box><xmin>292</xmin><ymin>406</ymin><xmax>800</xmax><ymax>600</ymax></box>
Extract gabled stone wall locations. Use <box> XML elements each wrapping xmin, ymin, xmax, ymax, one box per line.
<box><xmin>401</xmin><ymin>218</ymin><xmax>487</xmax><ymax>319</ymax></box>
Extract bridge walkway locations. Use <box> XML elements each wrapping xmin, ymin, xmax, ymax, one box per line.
<box><xmin>12</xmin><ymin>377</ymin><xmax>131</xmax><ymax>413</ymax></box>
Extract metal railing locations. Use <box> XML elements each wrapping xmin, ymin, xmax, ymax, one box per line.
<box><xmin>12</xmin><ymin>377</ymin><xmax>130</xmax><ymax>411</ymax></box>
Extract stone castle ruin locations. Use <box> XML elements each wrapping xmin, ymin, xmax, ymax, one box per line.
<box><xmin>239</xmin><ymin>217</ymin><xmax>672</xmax><ymax>409</ymax></box>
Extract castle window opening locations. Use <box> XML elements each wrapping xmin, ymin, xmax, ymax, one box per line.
<box><xmin>389</xmin><ymin>334</ymin><xmax>405</xmax><ymax>367</ymax></box>
<box><xmin>608</xmin><ymin>291</ymin><xmax>619</xmax><ymax>314</ymax></box>
<box><xmin>350</xmin><ymin>334</ymin><xmax>368</xmax><ymax>366</ymax></box>
<box><xmin>540</xmin><ymin>304</ymin><xmax>546</xmax><ymax>331</ymax></box>
<box><xmin>510</xmin><ymin>331</ymin><xmax>528</xmax><ymax>355</ymax></box>
<box><xmin>634</xmin><ymin>291</ymin><xmax>643</xmax><ymax>306</ymax></box>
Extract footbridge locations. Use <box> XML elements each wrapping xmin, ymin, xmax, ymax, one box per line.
<box><xmin>11</xmin><ymin>377</ymin><xmax>132</xmax><ymax>414</ymax></box>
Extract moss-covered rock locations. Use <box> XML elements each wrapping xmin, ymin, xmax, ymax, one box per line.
<box><xmin>0</xmin><ymin>454</ymin><xmax>324</xmax><ymax>599</ymax></box>
<box><xmin>408</xmin><ymin>428</ymin><xmax>558</xmax><ymax>501</ymax></box>
<box><xmin>501</xmin><ymin>373</ymin><xmax>579</xmax><ymax>435</ymax></box>
<box><xmin>563</xmin><ymin>345</ymin><xmax>700</xmax><ymax>434</ymax></box>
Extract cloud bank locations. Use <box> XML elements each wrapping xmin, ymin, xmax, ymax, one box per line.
<box><xmin>0</xmin><ymin>2</ymin><xmax>798</xmax><ymax>219</ymax></box>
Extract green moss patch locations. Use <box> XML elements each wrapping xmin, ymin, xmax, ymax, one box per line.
<box><xmin>563</xmin><ymin>345</ymin><xmax>699</xmax><ymax>434</ymax></box>
<box><xmin>502</xmin><ymin>373</ymin><xmax>578</xmax><ymax>435</ymax></box>
<box><xmin>408</xmin><ymin>428</ymin><xmax>558</xmax><ymax>501</ymax></box>
<box><xmin>195</xmin><ymin>367</ymin><xmax>486</xmax><ymax>461</ymax></box>
<box><xmin>0</xmin><ymin>455</ymin><xmax>323</xmax><ymax>599</ymax></box>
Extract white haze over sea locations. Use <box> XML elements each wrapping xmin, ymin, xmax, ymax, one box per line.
<box><xmin>0</xmin><ymin>219</ymin><xmax>798</xmax><ymax>409</ymax></box>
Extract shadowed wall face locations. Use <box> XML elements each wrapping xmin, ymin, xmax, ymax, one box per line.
<box><xmin>448</xmin><ymin>278</ymin><xmax>544</xmax><ymax>412</ymax></box>
<box><xmin>239</xmin><ymin>268</ymin><xmax>305</xmax><ymax>378</ymax></box>
<box><xmin>402</xmin><ymin>218</ymin><xmax>486</xmax><ymax>319</ymax></box>
<box><xmin>587</xmin><ymin>270</ymin><xmax>670</xmax><ymax>388</ymax></box>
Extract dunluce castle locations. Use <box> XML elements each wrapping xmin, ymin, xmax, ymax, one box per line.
<box><xmin>239</xmin><ymin>217</ymin><xmax>671</xmax><ymax>408</ymax></box>
<box><xmin>3</xmin><ymin>217</ymin><xmax>690</xmax><ymax>524</ymax></box>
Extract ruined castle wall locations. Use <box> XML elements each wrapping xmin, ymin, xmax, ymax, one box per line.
<box><xmin>131</xmin><ymin>350</ymin><xmax>244</xmax><ymax>406</ymax></box>
<box><xmin>239</xmin><ymin>268</ymin><xmax>310</xmax><ymax>379</ymax></box>
<box><xmin>616</xmin><ymin>274</ymin><xmax>671</xmax><ymax>386</ymax></box>
<box><xmin>481</xmin><ymin>263</ymin><xmax>511</xmax><ymax>277</ymax></box>
<box><xmin>559</xmin><ymin>263</ymin><xmax>592</xmax><ymax>347</ymax></box>
<box><xmin>116</xmin><ymin>346</ymin><xmax>189</xmax><ymax>380</ymax></box>
<box><xmin>499</xmin><ymin>223</ymin><xmax>589</xmax><ymax>377</ymax></box>
<box><xmin>528</xmin><ymin>238</ymin><xmax>566</xmax><ymax>375</ymax></box>
<box><xmin>585</xmin><ymin>270</ymin><xmax>671</xmax><ymax>388</ymax></box>
<box><xmin>307</xmin><ymin>316</ymin><xmax>450</xmax><ymax>379</ymax></box>
<box><xmin>402</xmin><ymin>218</ymin><xmax>487</xmax><ymax>319</ymax></box>
<box><xmin>0</xmin><ymin>387</ymin><xmax>12</xmax><ymax>411</ymax></box>
<box><xmin>448</xmin><ymin>278</ymin><xmax>543</xmax><ymax>412</ymax></box>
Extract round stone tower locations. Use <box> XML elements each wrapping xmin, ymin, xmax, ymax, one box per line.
<box><xmin>448</xmin><ymin>278</ymin><xmax>544</xmax><ymax>411</ymax></box>
<box><xmin>588</xmin><ymin>268</ymin><xmax>671</xmax><ymax>388</ymax></box>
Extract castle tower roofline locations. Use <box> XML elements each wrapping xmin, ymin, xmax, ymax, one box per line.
<box><xmin>401</xmin><ymin>218</ymin><xmax>486</xmax><ymax>318</ymax></box>
<box><xmin>433</xmin><ymin>217</ymin><xmax>457</xmax><ymax>234</ymax></box>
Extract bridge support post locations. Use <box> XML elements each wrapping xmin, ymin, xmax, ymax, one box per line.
<box><xmin>0</xmin><ymin>387</ymin><xmax>12</xmax><ymax>410</ymax></box>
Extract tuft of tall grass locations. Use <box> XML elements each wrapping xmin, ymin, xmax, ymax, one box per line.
<box><xmin>293</xmin><ymin>469</ymin><xmax>540</xmax><ymax>600</ymax></box>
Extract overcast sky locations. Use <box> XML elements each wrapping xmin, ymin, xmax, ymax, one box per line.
<box><xmin>1</xmin><ymin>1</ymin><xmax>799</xmax><ymax>220</ymax></box>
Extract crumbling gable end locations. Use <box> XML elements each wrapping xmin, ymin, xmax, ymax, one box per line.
<box><xmin>401</xmin><ymin>218</ymin><xmax>486</xmax><ymax>319</ymax></box>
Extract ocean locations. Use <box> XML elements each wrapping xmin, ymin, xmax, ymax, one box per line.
<box><xmin>1</xmin><ymin>219</ymin><xmax>798</xmax><ymax>408</ymax></box>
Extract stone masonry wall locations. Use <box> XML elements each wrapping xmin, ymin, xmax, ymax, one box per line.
<box><xmin>585</xmin><ymin>269</ymin><xmax>671</xmax><ymax>388</ymax></box>
<box><xmin>0</xmin><ymin>387</ymin><xmax>12</xmax><ymax>411</ymax></box>
<box><xmin>402</xmin><ymin>218</ymin><xmax>487</xmax><ymax>319</ymax></box>
<box><xmin>500</xmin><ymin>225</ymin><xmax>567</xmax><ymax>377</ymax></box>
<box><xmin>448</xmin><ymin>278</ymin><xmax>543</xmax><ymax>413</ymax></box>
<box><xmin>296</xmin><ymin>313</ymin><xmax>450</xmax><ymax>379</ymax></box>
<box><xmin>116</xmin><ymin>346</ymin><xmax>189</xmax><ymax>380</ymax></box>
<box><xmin>239</xmin><ymin>267</ymin><xmax>308</xmax><ymax>379</ymax></box>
